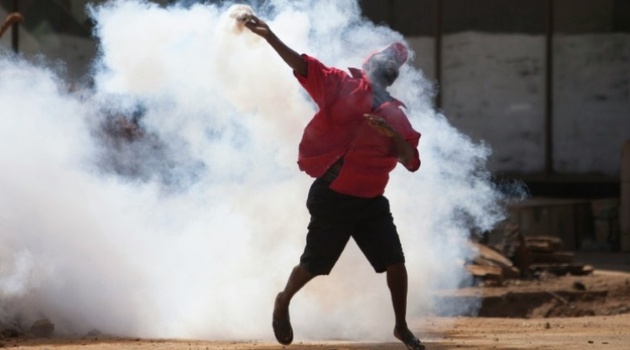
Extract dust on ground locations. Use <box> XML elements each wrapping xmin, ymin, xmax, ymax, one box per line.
<box><xmin>3</xmin><ymin>260</ymin><xmax>629</xmax><ymax>350</ymax></box>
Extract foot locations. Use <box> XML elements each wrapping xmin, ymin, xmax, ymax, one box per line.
<box><xmin>394</xmin><ymin>325</ymin><xmax>425</xmax><ymax>350</ymax></box>
<box><xmin>272</xmin><ymin>292</ymin><xmax>293</xmax><ymax>345</ymax></box>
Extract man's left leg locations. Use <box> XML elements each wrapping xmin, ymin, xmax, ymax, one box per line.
<box><xmin>353</xmin><ymin>196</ymin><xmax>426</xmax><ymax>349</ymax></box>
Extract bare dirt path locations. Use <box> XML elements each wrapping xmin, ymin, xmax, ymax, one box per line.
<box><xmin>4</xmin><ymin>265</ymin><xmax>629</xmax><ymax>350</ymax></box>
<box><xmin>5</xmin><ymin>313</ymin><xmax>630</xmax><ymax>350</ymax></box>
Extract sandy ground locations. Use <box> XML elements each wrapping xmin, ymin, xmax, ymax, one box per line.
<box><xmin>3</xmin><ymin>253</ymin><xmax>628</xmax><ymax>350</ymax></box>
<box><xmin>4</xmin><ymin>313</ymin><xmax>630</xmax><ymax>350</ymax></box>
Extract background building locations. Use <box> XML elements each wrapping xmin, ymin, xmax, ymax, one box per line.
<box><xmin>360</xmin><ymin>0</ymin><xmax>629</xmax><ymax>199</ymax></box>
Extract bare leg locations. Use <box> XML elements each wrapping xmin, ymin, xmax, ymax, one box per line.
<box><xmin>275</xmin><ymin>264</ymin><xmax>315</xmax><ymax>318</ymax></box>
<box><xmin>387</xmin><ymin>263</ymin><xmax>425</xmax><ymax>350</ymax></box>
<box><xmin>273</xmin><ymin>264</ymin><xmax>316</xmax><ymax>345</ymax></box>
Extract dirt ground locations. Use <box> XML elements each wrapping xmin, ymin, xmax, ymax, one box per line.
<box><xmin>4</xmin><ymin>313</ymin><xmax>630</xmax><ymax>350</ymax></box>
<box><xmin>3</xmin><ymin>253</ymin><xmax>629</xmax><ymax>350</ymax></box>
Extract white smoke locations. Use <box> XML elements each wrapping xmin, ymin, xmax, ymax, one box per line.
<box><xmin>0</xmin><ymin>0</ymin><xmax>504</xmax><ymax>342</ymax></box>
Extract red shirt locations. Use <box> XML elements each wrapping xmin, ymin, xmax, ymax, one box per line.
<box><xmin>294</xmin><ymin>54</ymin><xmax>421</xmax><ymax>198</ymax></box>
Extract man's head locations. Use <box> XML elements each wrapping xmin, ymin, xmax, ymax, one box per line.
<box><xmin>362</xmin><ymin>43</ymin><xmax>408</xmax><ymax>87</ymax></box>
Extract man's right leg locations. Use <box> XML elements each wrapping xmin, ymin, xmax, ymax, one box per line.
<box><xmin>274</xmin><ymin>177</ymin><xmax>351</xmax><ymax>344</ymax></box>
<box><xmin>273</xmin><ymin>264</ymin><xmax>315</xmax><ymax>345</ymax></box>
<box><xmin>274</xmin><ymin>264</ymin><xmax>316</xmax><ymax>321</ymax></box>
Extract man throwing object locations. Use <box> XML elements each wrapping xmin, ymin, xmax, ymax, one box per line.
<box><xmin>245</xmin><ymin>14</ymin><xmax>425</xmax><ymax>350</ymax></box>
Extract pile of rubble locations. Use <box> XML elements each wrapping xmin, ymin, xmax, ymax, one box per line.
<box><xmin>467</xmin><ymin>223</ymin><xmax>594</xmax><ymax>284</ymax></box>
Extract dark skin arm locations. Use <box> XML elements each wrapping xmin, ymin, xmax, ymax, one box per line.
<box><xmin>244</xmin><ymin>16</ymin><xmax>412</xmax><ymax>165</ymax></box>
<box><xmin>364</xmin><ymin>113</ymin><xmax>414</xmax><ymax>166</ymax></box>
<box><xmin>244</xmin><ymin>15</ymin><xmax>307</xmax><ymax>77</ymax></box>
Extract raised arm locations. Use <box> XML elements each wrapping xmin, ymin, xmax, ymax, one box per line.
<box><xmin>244</xmin><ymin>15</ymin><xmax>307</xmax><ymax>77</ymax></box>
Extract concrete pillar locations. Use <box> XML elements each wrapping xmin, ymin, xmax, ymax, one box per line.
<box><xmin>621</xmin><ymin>140</ymin><xmax>630</xmax><ymax>252</ymax></box>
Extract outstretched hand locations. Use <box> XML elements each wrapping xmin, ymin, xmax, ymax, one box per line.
<box><xmin>243</xmin><ymin>15</ymin><xmax>271</xmax><ymax>39</ymax></box>
<box><xmin>0</xmin><ymin>12</ymin><xmax>23</xmax><ymax>39</ymax></box>
<box><xmin>240</xmin><ymin>13</ymin><xmax>307</xmax><ymax>76</ymax></box>
<box><xmin>4</xmin><ymin>12</ymin><xmax>24</xmax><ymax>26</ymax></box>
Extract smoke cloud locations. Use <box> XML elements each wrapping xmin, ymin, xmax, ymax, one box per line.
<box><xmin>0</xmin><ymin>0</ymin><xmax>505</xmax><ymax>342</ymax></box>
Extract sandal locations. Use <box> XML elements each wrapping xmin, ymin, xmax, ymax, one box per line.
<box><xmin>272</xmin><ymin>316</ymin><xmax>293</xmax><ymax>345</ymax></box>
<box><xmin>394</xmin><ymin>326</ymin><xmax>425</xmax><ymax>350</ymax></box>
<box><xmin>272</xmin><ymin>292</ymin><xmax>293</xmax><ymax>345</ymax></box>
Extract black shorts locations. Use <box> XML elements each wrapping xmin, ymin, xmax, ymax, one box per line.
<box><xmin>299</xmin><ymin>177</ymin><xmax>406</xmax><ymax>275</ymax></box>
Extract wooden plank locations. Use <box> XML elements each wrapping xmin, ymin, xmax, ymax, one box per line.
<box><xmin>525</xmin><ymin>235</ymin><xmax>562</xmax><ymax>253</ymax></box>
<box><xmin>466</xmin><ymin>264</ymin><xmax>503</xmax><ymax>280</ymax></box>
<box><xmin>470</xmin><ymin>242</ymin><xmax>513</xmax><ymax>268</ymax></box>
<box><xmin>528</xmin><ymin>251</ymin><xmax>574</xmax><ymax>264</ymax></box>
<box><xmin>529</xmin><ymin>264</ymin><xmax>594</xmax><ymax>276</ymax></box>
<box><xmin>525</xmin><ymin>235</ymin><xmax>562</xmax><ymax>245</ymax></box>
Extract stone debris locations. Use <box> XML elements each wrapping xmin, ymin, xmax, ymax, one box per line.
<box><xmin>467</xmin><ymin>223</ymin><xmax>594</xmax><ymax>284</ymax></box>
